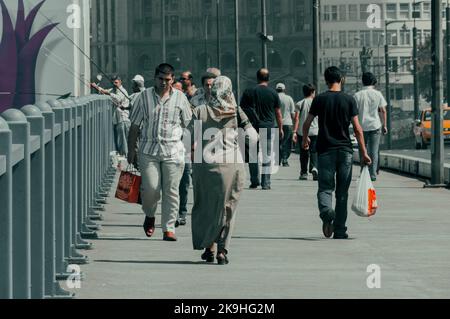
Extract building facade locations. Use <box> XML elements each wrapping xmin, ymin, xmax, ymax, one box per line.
<box><xmin>320</xmin><ymin>0</ymin><xmax>439</xmax><ymax>110</ymax></box>
<box><xmin>90</xmin><ymin>0</ymin><xmax>313</xmax><ymax>102</ymax></box>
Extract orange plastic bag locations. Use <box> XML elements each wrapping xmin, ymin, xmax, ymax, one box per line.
<box><xmin>115</xmin><ymin>167</ymin><xmax>141</xmax><ymax>203</ymax></box>
<box><xmin>352</xmin><ymin>166</ymin><xmax>378</xmax><ymax>217</ymax></box>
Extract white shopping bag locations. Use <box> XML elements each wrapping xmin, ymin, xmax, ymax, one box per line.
<box><xmin>352</xmin><ymin>166</ymin><xmax>378</xmax><ymax>217</ymax></box>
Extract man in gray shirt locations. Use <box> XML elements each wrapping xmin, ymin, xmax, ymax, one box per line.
<box><xmin>276</xmin><ymin>83</ymin><xmax>296</xmax><ymax>167</ymax></box>
<box><xmin>294</xmin><ymin>84</ymin><xmax>319</xmax><ymax>180</ymax></box>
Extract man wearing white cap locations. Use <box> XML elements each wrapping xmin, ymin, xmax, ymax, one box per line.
<box><xmin>130</xmin><ymin>75</ymin><xmax>146</xmax><ymax>108</ymax></box>
<box><xmin>276</xmin><ymin>83</ymin><xmax>296</xmax><ymax>167</ymax></box>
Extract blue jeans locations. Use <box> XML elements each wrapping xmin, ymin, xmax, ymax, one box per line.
<box><xmin>249</xmin><ymin>128</ymin><xmax>273</xmax><ymax>188</ymax></box>
<box><xmin>178</xmin><ymin>163</ymin><xmax>191</xmax><ymax>219</ymax></box>
<box><xmin>363</xmin><ymin>129</ymin><xmax>381</xmax><ymax>180</ymax></box>
<box><xmin>114</xmin><ymin>121</ymin><xmax>130</xmax><ymax>156</ymax></box>
<box><xmin>317</xmin><ymin>150</ymin><xmax>353</xmax><ymax>235</ymax></box>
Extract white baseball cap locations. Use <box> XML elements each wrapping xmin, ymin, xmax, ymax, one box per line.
<box><xmin>276</xmin><ymin>83</ymin><xmax>285</xmax><ymax>90</ymax></box>
<box><xmin>132</xmin><ymin>75</ymin><xmax>145</xmax><ymax>82</ymax></box>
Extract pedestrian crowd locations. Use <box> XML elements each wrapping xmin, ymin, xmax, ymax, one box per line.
<box><xmin>91</xmin><ymin>63</ymin><xmax>387</xmax><ymax>265</ymax></box>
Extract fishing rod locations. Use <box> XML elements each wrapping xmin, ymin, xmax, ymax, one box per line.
<box><xmin>25</xmin><ymin>0</ymin><xmax>131</xmax><ymax>101</ymax></box>
<box><xmin>0</xmin><ymin>91</ymin><xmax>73</xmax><ymax>98</ymax></box>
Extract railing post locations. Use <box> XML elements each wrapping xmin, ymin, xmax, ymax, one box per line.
<box><xmin>74</xmin><ymin>97</ymin><xmax>93</xmax><ymax>250</ymax></box>
<box><xmin>34</xmin><ymin>102</ymin><xmax>73</xmax><ymax>299</ymax></box>
<box><xmin>46</xmin><ymin>100</ymin><xmax>71</xmax><ymax>282</ymax></box>
<box><xmin>21</xmin><ymin>105</ymin><xmax>45</xmax><ymax>299</ymax></box>
<box><xmin>1</xmin><ymin>109</ymin><xmax>31</xmax><ymax>299</ymax></box>
<box><xmin>59</xmin><ymin>99</ymin><xmax>88</xmax><ymax>265</ymax></box>
<box><xmin>0</xmin><ymin>117</ymin><xmax>13</xmax><ymax>299</ymax></box>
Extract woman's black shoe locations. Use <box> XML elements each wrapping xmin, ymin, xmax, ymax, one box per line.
<box><xmin>216</xmin><ymin>253</ymin><xmax>229</xmax><ymax>265</ymax></box>
<box><xmin>201</xmin><ymin>249</ymin><xmax>214</xmax><ymax>263</ymax></box>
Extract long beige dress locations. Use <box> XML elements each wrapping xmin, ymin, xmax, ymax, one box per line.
<box><xmin>190</xmin><ymin>105</ymin><xmax>253</xmax><ymax>253</ymax></box>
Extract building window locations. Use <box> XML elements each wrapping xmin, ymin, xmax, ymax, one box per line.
<box><xmin>386</xmin><ymin>3</ymin><xmax>397</xmax><ymax>19</ymax></box>
<box><xmin>400</xmin><ymin>29</ymin><xmax>410</xmax><ymax>46</ymax></box>
<box><xmin>348</xmin><ymin>30</ymin><xmax>358</xmax><ymax>47</ymax></box>
<box><xmin>339</xmin><ymin>31</ymin><xmax>347</xmax><ymax>48</ymax></box>
<box><xmin>323</xmin><ymin>31</ymin><xmax>331</xmax><ymax>48</ymax></box>
<box><xmin>290</xmin><ymin>50</ymin><xmax>306</xmax><ymax>68</ymax></box>
<box><xmin>349</xmin><ymin>4</ymin><xmax>357</xmax><ymax>20</ymax></box>
<box><xmin>400</xmin><ymin>56</ymin><xmax>411</xmax><ymax>73</ymax></box>
<box><xmin>144</xmin><ymin>17</ymin><xmax>152</xmax><ymax>37</ymax></box>
<box><xmin>294</xmin><ymin>0</ymin><xmax>305</xmax><ymax>32</ymax></box>
<box><xmin>142</xmin><ymin>0</ymin><xmax>152</xmax><ymax>13</ymax></box>
<box><xmin>339</xmin><ymin>5</ymin><xmax>346</xmax><ymax>21</ymax></box>
<box><xmin>139</xmin><ymin>54</ymin><xmax>152</xmax><ymax>71</ymax></box>
<box><xmin>323</xmin><ymin>5</ymin><xmax>330</xmax><ymax>21</ymax></box>
<box><xmin>388</xmin><ymin>57</ymin><xmax>398</xmax><ymax>72</ymax></box>
<box><xmin>271</xmin><ymin>0</ymin><xmax>281</xmax><ymax>33</ymax></box>
<box><xmin>422</xmin><ymin>3</ymin><xmax>431</xmax><ymax>19</ymax></box>
<box><xmin>165</xmin><ymin>15</ymin><xmax>179</xmax><ymax>37</ymax></box>
<box><xmin>360</xmin><ymin>4</ymin><xmax>369</xmax><ymax>21</ymax></box>
<box><xmin>372</xmin><ymin>30</ymin><xmax>384</xmax><ymax>47</ymax></box>
<box><xmin>244</xmin><ymin>51</ymin><xmax>258</xmax><ymax>70</ymax></box>
<box><xmin>331</xmin><ymin>5</ymin><xmax>338</xmax><ymax>21</ymax></box>
<box><xmin>399</xmin><ymin>3</ymin><xmax>410</xmax><ymax>19</ymax></box>
<box><xmin>387</xmin><ymin>30</ymin><xmax>397</xmax><ymax>45</ymax></box>
<box><xmin>269</xmin><ymin>50</ymin><xmax>283</xmax><ymax>68</ymax></box>
<box><xmin>331</xmin><ymin>31</ymin><xmax>339</xmax><ymax>48</ymax></box>
<box><xmin>360</xmin><ymin>30</ymin><xmax>371</xmax><ymax>47</ymax></box>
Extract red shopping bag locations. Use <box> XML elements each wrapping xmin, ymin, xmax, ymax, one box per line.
<box><xmin>115</xmin><ymin>167</ymin><xmax>141</xmax><ymax>203</ymax></box>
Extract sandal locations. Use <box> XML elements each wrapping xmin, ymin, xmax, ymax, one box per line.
<box><xmin>216</xmin><ymin>252</ymin><xmax>229</xmax><ymax>265</ymax></box>
<box><xmin>201</xmin><ymin>249</ymin><xmax>215</xmax><ymax>263</ymax></box>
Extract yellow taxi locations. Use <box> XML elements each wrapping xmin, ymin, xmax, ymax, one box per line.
<box><xmin>414</xmin><ymin>107</ymin><xmax>450</xmax><ymax>149</ymax></box>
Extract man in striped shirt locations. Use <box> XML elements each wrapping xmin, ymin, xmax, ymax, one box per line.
<box><xmin>127</xmin><ymin>63</ymin><xmax>192</xmax><ymax>242</ymax></box>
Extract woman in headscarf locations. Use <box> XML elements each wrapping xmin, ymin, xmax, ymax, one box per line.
<box><xmin>189</xmin><ymin>76</ymin><xmax>258</xmax><ymax>265</ymax></box>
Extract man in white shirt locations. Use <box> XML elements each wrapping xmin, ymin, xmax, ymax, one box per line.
<box><xmin>354</xmin><ymin>72</ymin><xmax>387</xmax><ymax>182</ymax></box>
<box><xmin>294</xmin><ymin>84</ymin><xmax>319</xmax><ymax>180</ymax></box>
<box><xmin>91</xmin><ymin>76</ymin><xmax>130</xmax><ymax>156</ymax></box>
<box><xmin>128</xmin><ymin>63</ymin><xmax>192</xmax><ymax>242</ymax></box>
<box><xmin>276</xmin><ymin>83</ymin><xmax>296</xmax><ymax>167</ymax></box>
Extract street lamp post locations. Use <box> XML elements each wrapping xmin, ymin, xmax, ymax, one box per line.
<box><xmin>430</xmin><ymin>0</ymin><xmax>444</xmax><ymax>186</ymax></box>
<box><xmin>313</xmin><ymin>0</ymin><xmax>320</xmax><ymax>92</ymax></box>
<box><xmin>235</xmin><ymin>0</ymin><xmax>240</xmax><ymax>99</ymax></box>
<box><xmin>217</xmin><ymin>0</ymin><xmax>221</xmax><ymax>69</ymax></box>
<box><xmin>261</xmin><ymin>0</ymin><xmax>268</xmax><ymax>68</ymax></box>
<box><xmin>446</xmin><ymin>2</ymin><xmax>450</xmax><ymax>105</ymax></box>
<box><xmin>384</xmin><ymin>20</ymin><xmax>406</xmax><ymax>150</ymax></box>
<box><xmin>412</xmin><ymin>1</ymin><xmax>425</xmax><ymax>121</ymax></box>
<box><xmin>161</xmin><ymin>0</ymin><xmax>166</xmax><ymax>62</ymax></box>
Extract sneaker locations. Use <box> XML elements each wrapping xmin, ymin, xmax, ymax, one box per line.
<box><xmin>282</xmin><ymin>161</ymin><xmax>290</xmax><ymax>167</ymax></box>
<box><xmin>178</xmin><ymin>218</ymin><xmax>186</xmax><ymax>226</ymax></box>
<box><xmin>299</xmin><ymin>173</ymin><xmax>308</xmax><ymax>180</ymax></box>
<box><xmin>333</xmin><ymin>232</ymin><xmax>349</xmax><ymax>239</ymax></box>
<box><xmin>262</xmin><ymin>186</ymin><xmax>271</xmax><ymax>190</ymax></box>
<box><xmin>311</xmin><ymin>168</ymin><xmax>319</xmax><ymax>181</ymax></box>
<box><xmin>322</xmin><ymin>221</ymin><xmax>334</xmax><ymax>238</ymax></box>
<box><xmin>249</xmin><ymin>183</ymin><xmax>260</xmax><ymax>189</ymax></box>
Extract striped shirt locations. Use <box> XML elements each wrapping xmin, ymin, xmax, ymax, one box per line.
<box><xmin>130</xmin><ymin>87</ymin><xmax>192</xmax><ymax>158</ymax></box>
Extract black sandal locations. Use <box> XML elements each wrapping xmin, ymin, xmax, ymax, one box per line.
<box><xmin>201</xmin><ymin>249</ymin><xmax>214</xmax><ymax>263</ymax></box>
<box><xmin>216</xmin><ymin>252</ymin><xmax>229</xmax><ymax>265</ymax></box>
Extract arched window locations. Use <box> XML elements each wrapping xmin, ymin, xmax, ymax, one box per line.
<box><xmin>290</xmin><ymin>50</ymin><xmax>306</xmax><ymax>69</ymax></box>
<box><xmin>268</xmin><ymin>50</ymin><xmax>282</xmax><ymax>68</ymax></box>
<box><xmin>221</xmin><ymin>52</ymin><xmax>235</xmax><ymax>70</ymax></box>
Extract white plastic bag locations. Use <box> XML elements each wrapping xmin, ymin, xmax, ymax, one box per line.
<box><xmin>352</xmin><ymin>166</ymin><xmax>378</xmax><ymax>217</ymax></box>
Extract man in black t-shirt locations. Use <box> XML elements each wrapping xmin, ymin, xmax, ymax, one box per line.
<box><xmin>240</xmin><ymin>68</ymin><xmax>284</xmax><ymax>190</ymax></box>
<box><xmin>302</xmin><ymin>66</ymin><xmax>371</xmax><ymax>239</ymax></box>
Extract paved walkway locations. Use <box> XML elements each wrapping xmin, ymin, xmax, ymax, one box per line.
<box><xmin>62</xmin><ymin>154</ymin><xmax>450</xmax><ymax>299</ymax></box>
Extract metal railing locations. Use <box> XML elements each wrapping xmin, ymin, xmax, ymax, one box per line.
<box><xmin>0</xmin><ymin>95</ymin><xmax>115</xmax><ymax>299</ymax></box>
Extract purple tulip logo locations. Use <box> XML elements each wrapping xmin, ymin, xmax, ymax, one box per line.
<box><xmin>0</xmin><ymin>0</ymin><xmax>58</xmax><ymax>112</ymax></box>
